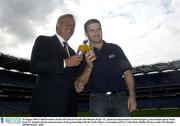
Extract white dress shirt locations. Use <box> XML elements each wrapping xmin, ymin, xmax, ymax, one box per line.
<box><xmin>55</xmin><ymin>34</ymin><xmax>68</xmax><ymax>68</ymax></box>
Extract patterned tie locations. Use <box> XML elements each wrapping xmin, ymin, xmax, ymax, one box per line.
<box><xmin>63</xmin><ymin>41</ymin><xmax>70</xmax><ymax>57</ymax></box>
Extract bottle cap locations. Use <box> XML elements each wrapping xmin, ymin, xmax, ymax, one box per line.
<box><xmin>83</xmin><ymin>40</ymin><xmax>88</xmax><ymax>44</ymax></box>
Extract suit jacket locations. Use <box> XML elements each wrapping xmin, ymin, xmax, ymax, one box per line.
<box><xmin>30</xmin><ymin>35</ymin><xmax>84</xmax><ymax>117</ymax></box>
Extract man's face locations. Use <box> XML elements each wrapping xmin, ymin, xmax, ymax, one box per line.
<box><xmin>85</xmin><ymin>23</ymin><xmax>102</xmax><ymax>44</ymax></box>
<box><xmin>57</xmin><ymin>17</ymin><xmax>75</xmax><ymax>41</ymax></box>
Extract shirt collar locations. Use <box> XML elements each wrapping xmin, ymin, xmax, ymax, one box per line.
<box><xmin>55</xmin><ymin>33</ymin><xmax>66</xmax><ymax>46</ymax></box>
<box><xmin>94</xmin><ymin>40</ymin><xmax>106</xmax><ymax>51</ymax></box>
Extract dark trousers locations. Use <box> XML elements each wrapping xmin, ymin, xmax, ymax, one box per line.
<box><xmin>89</xmin><ymin>91</ymin><xmax>130</xmax><ymax>117</ymax></box>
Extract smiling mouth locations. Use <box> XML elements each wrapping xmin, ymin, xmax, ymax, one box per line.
<box><xmin>64</xmin><ymin>30</ymin><xmax>74</xmax><ymax>37</ymax></box>
<box><xmin>66</xmin><ymin>29</ymin><xmax>73</xmax><ymax>34</ymax></box>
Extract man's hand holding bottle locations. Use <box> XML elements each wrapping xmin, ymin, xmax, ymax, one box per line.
<box><xmin>65</xmin><ymin>55</ymin><xmax>83</xmax><ymax>67</ymax></box>
<box><xmin>75</xmin><ymin>51</ymin><xmax>96</xmax><ymax>93</ymax></box>
<box><xmin>85</xmin><ymin>51</ymin><xmax>95</xmax><ymax>68</ymax></box>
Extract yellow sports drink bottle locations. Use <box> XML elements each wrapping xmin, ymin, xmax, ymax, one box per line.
<box><xmin>76</xmin><ymin>40</ymin><xmax>96</xmax><ymax>62</ymax></box>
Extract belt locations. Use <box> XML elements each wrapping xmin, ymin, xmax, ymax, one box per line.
<box><xmin>105</xmin><ymin>91</ymin><xmax>128</xmax><ymax>95</ymax></box>
<box><xmin>105</xmin><ymin>91</ymin><xmax>118</xmax><ymax>95</ymax></box>
<box><xmin>92</xmin><ymin>91</ymin><xmax>124</xmax><ymax>95</ymax></box>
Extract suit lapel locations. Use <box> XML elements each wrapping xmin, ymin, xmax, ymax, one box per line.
<box><xmin>52</xmin><ymin>35</ymin><xmax>75</xmax><ymax>58</ymax></box>
<box><xmin>52</xmin><ymin>35</ymin><xmax>69</xmax><ymax>58</ymax></box>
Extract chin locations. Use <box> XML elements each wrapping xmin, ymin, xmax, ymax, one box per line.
<box><xmin>95</xmin><ymin>39</ymin><xmax>102</xmax><ymax>43</ymax></box>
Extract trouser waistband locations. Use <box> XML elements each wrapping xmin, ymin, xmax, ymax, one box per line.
<box><xmin>92</xmin><ymin>91</ymin><xmax>126</xmax><ymax>95</ymax></box>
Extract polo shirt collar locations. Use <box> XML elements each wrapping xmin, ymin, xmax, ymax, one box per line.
<box><xmin>94</xmin><ymin>40</ymin><xmax>107</xmax><ymax>51</ymax></box>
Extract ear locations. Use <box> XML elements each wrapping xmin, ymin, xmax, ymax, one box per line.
<box><xmin>56</xmin><ymin>23</ymin><xmax>59</xmax><ymax>31</ymax></box>
<box><xmin>57</xmin><ymin>23</ymin><xmax>60</xmax><ymax>29</ymax></box>
<box><xmin>85</xmin><ymin>32</ymin><xmax>88</xmax><ymax>37</ymax></box>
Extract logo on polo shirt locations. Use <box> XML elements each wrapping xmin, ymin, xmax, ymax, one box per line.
<box><xmin>108</xmin><ymin>54</ymin><xmax>116</xmax><ymax>59</ymax></box>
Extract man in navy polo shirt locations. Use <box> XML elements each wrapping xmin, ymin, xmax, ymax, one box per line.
<box><xmin>76</xmin><ymin>19</ymin><xmax>137</xmax><ymax>117</ymax></box>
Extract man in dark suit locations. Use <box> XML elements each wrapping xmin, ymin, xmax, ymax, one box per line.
<box><xmin>30</xmin><ymin>14</ymin><xmax>83</xmax><ymax>117</ymax></box>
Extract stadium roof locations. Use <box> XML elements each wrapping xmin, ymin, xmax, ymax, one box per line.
<box><xmin>131</xmin><ymin>60</ymin><xmax>180</xmax><ymax>75</ymax></box>
<box><xmin>0</xmin><ymin>52</ymin><xmax>30</xmax><ymax>73</ymax></box>
<box><xmin>0</xmin><ymin>52</ymin><xmax>180</xmax><ymax>75</ymax></box>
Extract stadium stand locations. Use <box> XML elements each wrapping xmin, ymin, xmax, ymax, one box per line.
<box><xmin>0</xmin><ymin>52</ymin><xmax>180</xmax><ymax>114</ymax></box>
